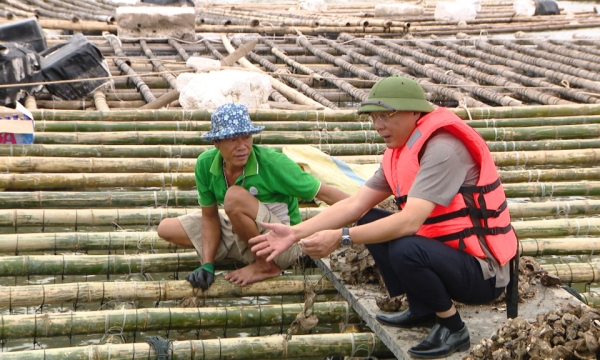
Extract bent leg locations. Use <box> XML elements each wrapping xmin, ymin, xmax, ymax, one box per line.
<box><xmin>222</xmin><ymin>186</ymin><xmax>281</xmax><ymax>286</ymax></box>
<box><xmin>157</xmin><ymin>217</ymin><xmax>194</xmax><ymax>247</ymax></box>
<box><xmin>391</xmin><ymin>236</ymin><xmax>503</xmax><ymax>317</ymax></box>
<box><xmin>358</xmin><ymin>209</ymin><xmax>406</xmax><ymax>297</ymax></box>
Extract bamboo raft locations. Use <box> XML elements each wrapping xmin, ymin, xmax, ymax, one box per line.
<box><xmin>0</xmin><ymin>0</ymin><xmax>600</xmax><ymax>358</ymax></box>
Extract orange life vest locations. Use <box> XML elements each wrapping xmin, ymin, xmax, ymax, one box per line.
<box><xmin>382</xmin><ymin>108</ymin><xmax>517</xmax><ymax>266</ymax></box>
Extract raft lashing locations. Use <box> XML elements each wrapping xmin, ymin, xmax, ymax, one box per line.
<box><xmin>0</xmin><ymin>0</ymin><xmax>600</xmax><ymax>358</ymax></box>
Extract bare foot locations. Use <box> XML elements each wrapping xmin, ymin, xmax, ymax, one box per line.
<box><xmin>224</xmin><ymin>261</ymin><xmax>281</xmax><ymax>286</ymax></box>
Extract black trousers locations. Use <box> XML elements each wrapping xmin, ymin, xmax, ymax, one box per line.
<box><xmin>359</xmin><ymin>208</ymin><xmax>505</xmax><ymax>317</ymax></box>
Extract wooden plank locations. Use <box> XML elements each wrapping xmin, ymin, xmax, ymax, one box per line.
<box><xmin>316</xmin><ymin>254</ymin><xmax>582</xmax><ymax>360</ymax></box>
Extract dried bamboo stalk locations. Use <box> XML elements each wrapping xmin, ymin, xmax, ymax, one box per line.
<box><xmin>0</xmin><ymin>333</ymin><xmax>392</xmax><ymax>360</ymax></box>
<box><xmin>28</xmin><ymin>123</ymin><xmax>600</xmax><ymax>145</ymax></box>
<box><xmin>354</xmin><ymin>35</ymin><xmax>524</xmax><ymax>107</ymax></box>
<box><xmin>468</xmin><ymin>39</ymin><xmax>600</xmax><ymax>93</ymax></box>
<box><xmin>0</xmin><ymin>276</ymin><xmax>336</xmax><ymax>307</ymax></box>
<box><xmin>140</xmin><ymin>40</ymin><xmax>178</xmax><ymax>89</ymax></box>
<box><xmin>93</xmin><ymin>90</ymin><xmax>110</xmax><ymax>111</ymax></box>
<box><xmin>520</xmin><ymin>237</ymin><xmax>600</xmax><ymax>256</ymax></box>
<box><xmin>0</xmin><ymin>302</ymin><xmax>357</xmax><ymax>339</ymax></box>
<box><xmin>542</xmin><ymin>263</ymin><xmax>600</xmax><ymax>284</ymax></box>
<box><xmin>105</xmin><ymin>35</ymin><xmax>156</xmax><ymax>104</ymax></box>
<box><xmin>2</xmin><ymin>167</ymin><xmax>600</xmax><ymax>191</ymax></box>
<box><xmin>328</xmin><ymin>34</ymin><xmax>487</xmax><ymax>108</ymax></box>
<box><xmin>0</xmin><ymin>252</ymin><xmax>200</xmax><ymax>277</ymax></box>
<box><xmin>404</xmin><ymin>35</ymin><xmax>596</xmax><ymax>105</ymax></box>
<box><xmin>0</xmin><ymin>208</ymin><xmax>323</xmax><ymax>231</ymax></box>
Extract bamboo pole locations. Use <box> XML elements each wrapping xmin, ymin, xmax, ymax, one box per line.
<box><xmin>497</xmin><ymin>38</ymin><xmax>600</xmax><ymax>74</ymax></box>
<box><xmin>0</xmin><ymin>200</ymin><xmax>597</xmax><ymax>231</ymax></box>
<box><xmin>296</xmin><ymin>34</ymin><xmax>486</xmax><ymax>108</ymax></box>
<box><xmin>3</xmin><ymin>231</ymin><xmax>600</xmax><ymax>256</ymax></box>
<box><xmin>105</xmin><ymin>35</ymin><xmax>156</xmax><ymax>103</ymax></box>
<box><xmin>0</xmin><ymin>252</ymin><xmax>202</xmax><ymax>277</ymax></box>
<box><xmin>0</xmin><ymin>231</ymin><xmax>173</xmax><ymax>253</ymax></box>
<box><xmin>515</xmin><ymin>33</ymin><xmax>600</xmax><ymax>71</ymax></box>
<box><xmin>93</xmin><ymin>90</ymin><xmax>110</xmax><ymax>111</ymax></box>
<box><xmin>580</xmin><ymin>292</ymin><xmax>600</xmax><ymax>309</ymax></box>
<box><xmin>0</xmin><ymin>208</ymin><xmax>320</xmax><ymax>231</ymax></box>
<box><xmin>404</xmin><ymin>35</ymin><xmax>598</xmax><ymax>105</ymax></box>
<box><xmin>2</xmin><ymin>167</ymin><xmax>600</xmax><ymax>190</ymax></box>
<box><xmin>2</xmin><ymin>139</ymin><xmax>600</xmax><ymax>159</ymax></box>
<box><xmin>338</xmin><ymin>34</ymin><xmax>523</xmax><ymax>107</ymax></box>
<box><xmin>1</xmin><ymin>183</ymin><xmax>600</xmax><ymax>209</ymax></box>
<box><xmin>340</xmin><ymin>149</ymin><xmax>600</xmax><ymax>167</ymax></box>
<box><xmin>22</xmin><ymin>106</ymin><xmax>600</xmax><ymax>122</ymax></box>
<box><xmin>542</xmin><ymin>263</ymin><xmax>600</xmax><ymax>284</ymax></box>
<box><xmin>520</xmin><ymin>238</ymin><xmax>600</xmax><ymax>256</ymax></box>
<box><xmin>0</xmin><ymin>157</ymin><xmax>198</xmax><ymax>173</ymax></box>
<box><xmin>24</xmin><ymin>124</ymin><xmax>600</xmax><ymax>144</ymax></box>
<box><xmin>139</xmin><ymin>40</ymin><xmax>178</xmax><ymax>90</ymax></box>
<box><xmin>0</xmin><ymin>333</ymin><xmax>392</xmax><ymax>360</ymax></box>
<box><xmin>1</xmin><ymin>148</ymin><xmax>599</xmax><ymax>174</ymax></box>
<box><xmin>0</xmin><ymin>276</ymin><xmax>336</xmax><ymax>307</ymax></box>
<box><xmin>0</xmin><ymin>302</ymin><xmax>357</xmax><ymax>339</ymax></box>
<box><xmin>512</xmin><ymin>217</ymin><xmax>600</xmax><ymax>238</ymax></box>
<box><xmin>461</xmin><ymin>39</ymin><xmax>600</xmax><ymax>93</ymax></box>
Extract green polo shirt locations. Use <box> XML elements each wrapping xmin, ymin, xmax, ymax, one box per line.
<box><xmin>195</xmin><ymin>145</ymin><xmax>321</xmax><ymax>225</ymax></box>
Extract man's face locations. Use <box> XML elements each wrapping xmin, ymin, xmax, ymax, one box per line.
<box><xmin>214</xmin><ymin>135</ymin><xmax>253</xmax><ymax>167</ymax></box>
<box><xmin>370</xmin><ymin>111</ymin><xmax>420</xmax><ymax>148</ymax></box>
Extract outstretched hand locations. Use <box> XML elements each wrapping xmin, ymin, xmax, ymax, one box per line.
<box><xmin>249</xmin><ymin>222</ymin><xmax>297</xmax><ymax>262</ymax></box>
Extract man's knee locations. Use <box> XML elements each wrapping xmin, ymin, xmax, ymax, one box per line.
<box><xmin>157</xmin><ymin>218</ymin><xmax>187</xmax><ymax>244</ymax></box>
<box><xmin>223</xmin><ymin>186</ymin><xmax>248</xmax><ymax>214</ymax></box>
<box><xmin>391</xmin><ymin>236</ymin><xmax>429</xmax><ymax>265</ymax></box>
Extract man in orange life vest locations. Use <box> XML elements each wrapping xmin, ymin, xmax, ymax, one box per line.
<box><xmin>249</xmin><ymin>75</ymin><xmax>518</xmax><ymax>359</ymax></box>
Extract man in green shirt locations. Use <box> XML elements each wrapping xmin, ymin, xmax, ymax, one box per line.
<box><xmin>158</xmin><ymin>103</ymin><xmax>347</xmax><ymax>289</ymax></box>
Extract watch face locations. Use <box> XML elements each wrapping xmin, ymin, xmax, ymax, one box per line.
<box><xmin>341</xmin><ymin>236</ymin><xmax>352</xmax><ymax>247</ymax></box>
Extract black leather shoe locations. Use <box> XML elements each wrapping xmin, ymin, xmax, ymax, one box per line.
<box><xmin>375</xmin><ymin>309</ymin><xmax>436</xmax><ymax>328</ymax></box>
<box><xmin>407</xmin><ymin>323</ymin><xmax>470</xmax><ymax>359</ymax></box>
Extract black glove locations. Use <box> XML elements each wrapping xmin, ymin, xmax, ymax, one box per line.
<box><xmin>185</xmin><ymin>263</ymin><xmax>215</xmax><ymax>290</ymax></box>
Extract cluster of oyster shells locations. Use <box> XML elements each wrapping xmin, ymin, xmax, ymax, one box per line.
<box><xmin>465</xmin><ymin>303</ymin><xmax>600</xmax><ymax>360</ymax></box>
<box><xmin>329</xmin><ymin>244</ymin><xmax>383</xmax><ymax>286</ymax></box>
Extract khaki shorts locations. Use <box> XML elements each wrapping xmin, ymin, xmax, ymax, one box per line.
<box><xmin>178</xmin><ymin>203</ymin><xmax>302</xmax><ymax>269</ymax></box>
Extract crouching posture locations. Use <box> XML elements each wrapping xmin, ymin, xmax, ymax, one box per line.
<box><xmin>249</xmin><ymin>76</ymin><xmax>518</xmax><ymax>359</ymax></box>
<box><xmin>158</xmin><ymin>103</ymin><xmax>348</xmax><ymax>290</ymax></box>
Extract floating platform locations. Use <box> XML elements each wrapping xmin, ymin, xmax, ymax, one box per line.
<box><xmin>316</xmin><ymin>256</ymin><xmax>583</xmax><ymax>359</ymax></box>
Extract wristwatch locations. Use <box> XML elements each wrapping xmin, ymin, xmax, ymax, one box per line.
<box><xmin>340</xmin><ymin>227</ymin><xmax>352</xmax><ymax>247</ymax></box>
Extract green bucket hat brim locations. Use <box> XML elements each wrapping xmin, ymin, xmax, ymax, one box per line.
<box><xmin>357</xmin><ymin>97</ymin><xmax>434</xmax><ymax>114</ymax></box>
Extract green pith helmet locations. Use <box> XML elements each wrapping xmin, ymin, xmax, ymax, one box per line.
<box><xmin>357</xmin><ymin>75</ymin><xmax>434</xmax><ymax>114</ymax></box>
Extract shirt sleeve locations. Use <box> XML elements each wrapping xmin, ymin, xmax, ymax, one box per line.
<box><xmin>271</xmin><ymin>153</ymin><xmax>321</xmax><ymax>201</ymax></box>
<box><xmin>195</xmin><ymin>158</ymin><xmax>217</xmax><ymax>207</ymax></box>
<box><xmin>364</xmin><ymin>165</ymin><xmax>392</xmax><ymax>192</ymax></box>
<box><xmin>408</xmin><ymin>133</ymin><xmax>477</xmax><ymax>206</ymax></box>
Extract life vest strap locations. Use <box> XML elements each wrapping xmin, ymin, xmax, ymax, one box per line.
<box><xmin>433</xmin><ymin>224</ymin><xmax>514</xmax><ymax>243</ymax></box>
<box><xmin>459</xmin><ymin>178</ymin><xmax>501</xmax><ymax>194</ymax></box>
<box><xmin>423</xmin><ymin>200</ymin><xmax>507</xmax><ymax>225</ymax></box>
<box><xmin>394</xmin><ymin>195</ymin><xmax>408</xmax><ymax>207</ymax></box>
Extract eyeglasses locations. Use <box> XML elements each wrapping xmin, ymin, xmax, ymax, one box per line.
<box><xmin>367</xmin><ymin>111</ymin><xmax>399</xmax><ymax>124</ymax></box>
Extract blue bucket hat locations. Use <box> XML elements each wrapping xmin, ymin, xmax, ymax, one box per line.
<box><xmin>202</xmin><ymin>103</ymin><xmax>265</xmax><ymax>141</ymax></box>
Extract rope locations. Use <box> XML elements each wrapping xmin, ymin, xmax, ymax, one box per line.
<box><xmin>145</xmin><ymin>336</ymin><xmax>172</xmax><ymax>360</ymax></box>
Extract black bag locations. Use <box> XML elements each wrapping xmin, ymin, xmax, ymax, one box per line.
<box><xmin>535</xmin><ymin>0</ymin><xmax>560</xmax><ymax>15</ymax></box>
<box><xmin>41</xmin><ymin>33</ymin><xmax>111</xmax><ymax>100</ymax></box>
<box><xmin>0</xmin><ymin>18</ymin><xmax>47</xmax><ymax>53</ymax></box>
<box><xmin>0</xmin><ymin>42</ymin><xmax>42</xmax><ymax>106</ymax></box>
